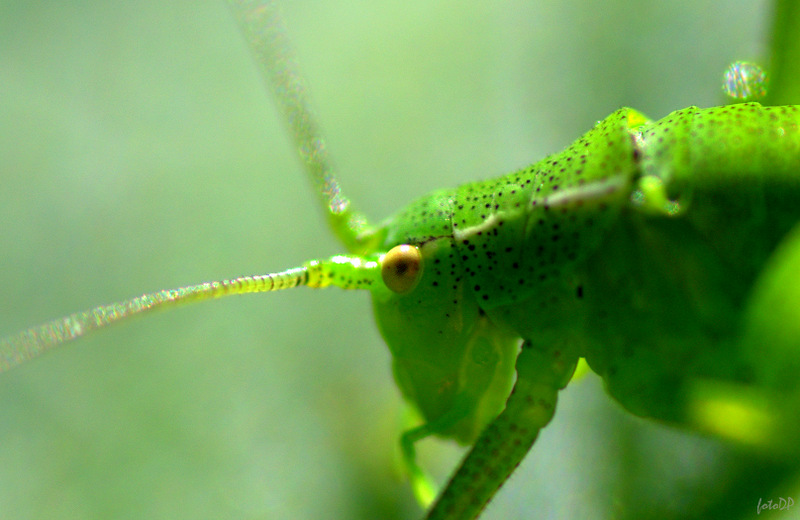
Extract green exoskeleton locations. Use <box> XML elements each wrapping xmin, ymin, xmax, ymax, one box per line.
<box><xmin>2</xmin><ymin>0</ymin><xmax>800</xmax><ymax>518</ymax></box>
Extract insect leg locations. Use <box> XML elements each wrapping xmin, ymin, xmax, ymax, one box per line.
<box><xmin>400</xmin><ymin>389</ymin><xmax>500</xmax><ymax>508</ymax></box>
<box><xmin>400</xmin><ymin>402</ymin><xmax>468</xmax><ymax>508</ymax></box>
<box><xmin>425</xmin><ymin>341</ymin><xmax>578</xmax><ymax>520</ymax></box>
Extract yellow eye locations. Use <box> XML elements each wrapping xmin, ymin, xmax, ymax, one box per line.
<box><xmin>381</xmin><ymin>245</ymin><xmax>423</xmax><ymax>294</ymax></box>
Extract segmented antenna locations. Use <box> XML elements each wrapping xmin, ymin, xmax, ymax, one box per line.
<box><xmin>0</xmin><ymin>269</ymin><xmax>307</xmax><ymax>372</ymax></box>
<box><xmin>0</xmin><ymin>251</ymin><xmax>383</xmax><ymax>373</ymax></box>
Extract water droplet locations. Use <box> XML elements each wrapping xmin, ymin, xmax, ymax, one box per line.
<box><xmin>722</xmin><ymin>61</ymin><xmax>768</xmax><ymax>101</ymax></box>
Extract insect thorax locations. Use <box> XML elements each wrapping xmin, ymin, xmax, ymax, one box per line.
<box><xmin>451</xmin><ymin>108</ymin><xmax>645</xmax><ymax>310</ymax></box>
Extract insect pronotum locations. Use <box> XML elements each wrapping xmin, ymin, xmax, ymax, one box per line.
<box><xmin>0</xmin><ymin>1</ymin><xmax>796</xmax><ymax>519</ymax></box>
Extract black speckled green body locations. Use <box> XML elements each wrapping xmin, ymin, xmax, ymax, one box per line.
<box><xmin>370</xmin><ymin>103</ymin><xmax>800</xmax><ymax>517</ymax></box>
<box><xmin>452</xmin><ymin>108</ymin><xmax>640</xmax><ymax>309</ymax></box>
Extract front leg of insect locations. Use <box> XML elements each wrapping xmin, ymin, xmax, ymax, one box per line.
<box><xmin>425</xmin><ymin>341</ymin><xmax>577</xmax><ymax>519</ymax></box>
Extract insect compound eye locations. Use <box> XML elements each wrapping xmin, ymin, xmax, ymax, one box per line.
<box><xmin>381</xmin><ymin>244</ymin><xmax>423</xmax><ymax>294</ymax></box>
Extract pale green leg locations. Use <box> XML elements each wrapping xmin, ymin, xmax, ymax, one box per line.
<box><xmin>424</xmin><ymin>342</ymin><xmax>578</xmax><ymax>520</ymax></box>
<box><xmin>401</xmin><ymin>398</ymin><xmax>474</xmax><ymax>508</ymax></box>
<box><xmin>401</xmin><ymin>425</ymin><xmax>438</xmax><ymax>508</ymax></box>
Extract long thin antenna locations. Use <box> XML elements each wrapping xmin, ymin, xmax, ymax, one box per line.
<box><xmin>228</xmin><ymin>0</ymin><xmax>373</xmax><ymax>252</ymax></box>
<box><xmin>0</xmin><ymin>253</ymin><xmax>383</xmax><ymax>373</ymax></box>
<box><xmin>0</xmin><ymin>268</ymin><xmax>306</xmax><ymax>372</ymax></box>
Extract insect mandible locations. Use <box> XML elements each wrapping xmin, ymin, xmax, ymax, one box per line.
<box><xmin>1</xmin><ymin>1</ymin><xmax>799</xmax><ymax>519</ymax></box>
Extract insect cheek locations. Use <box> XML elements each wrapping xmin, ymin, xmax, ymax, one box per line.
<box><xmin>381</xmin><ymin>244</ymin><xmax>424</xmax><ymax>294</ymax></box>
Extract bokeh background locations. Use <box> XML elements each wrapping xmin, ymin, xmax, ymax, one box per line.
<box><xmin>1</xmin><ymin>0</ymin><xmax>797</xmax><ymax>519</ymax></box>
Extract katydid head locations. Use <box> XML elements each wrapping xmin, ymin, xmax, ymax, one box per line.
<box><xmin>362</xmin><ymin>108</ymin><xmax>652</xmax><ymax>444</ymax></box>
<box><xmin>371</xmin><ymin>236</ymin><xmax>519</xmax><ymax>444</ymax></box>
<box><xmin>361</xmin><ymin>189</ymin><xmax>521</xmax><ymax>443</ymax></box>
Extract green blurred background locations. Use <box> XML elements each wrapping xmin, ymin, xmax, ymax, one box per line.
<box><xmin>1</xmin><ymin>1</ymin><xmax>797</xmax><ymax>519</ymax></box>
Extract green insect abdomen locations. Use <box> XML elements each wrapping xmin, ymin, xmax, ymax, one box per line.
<box><xmin>452</xmin><ymin>108</ymin><xmax>649</xmax><ymax>308</ymax></box>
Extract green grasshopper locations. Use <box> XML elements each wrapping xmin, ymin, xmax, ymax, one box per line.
<box><xmin>1</xmin><ymin>1</ymin><xmax>800</xmax><ymax>520</ymax></box>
